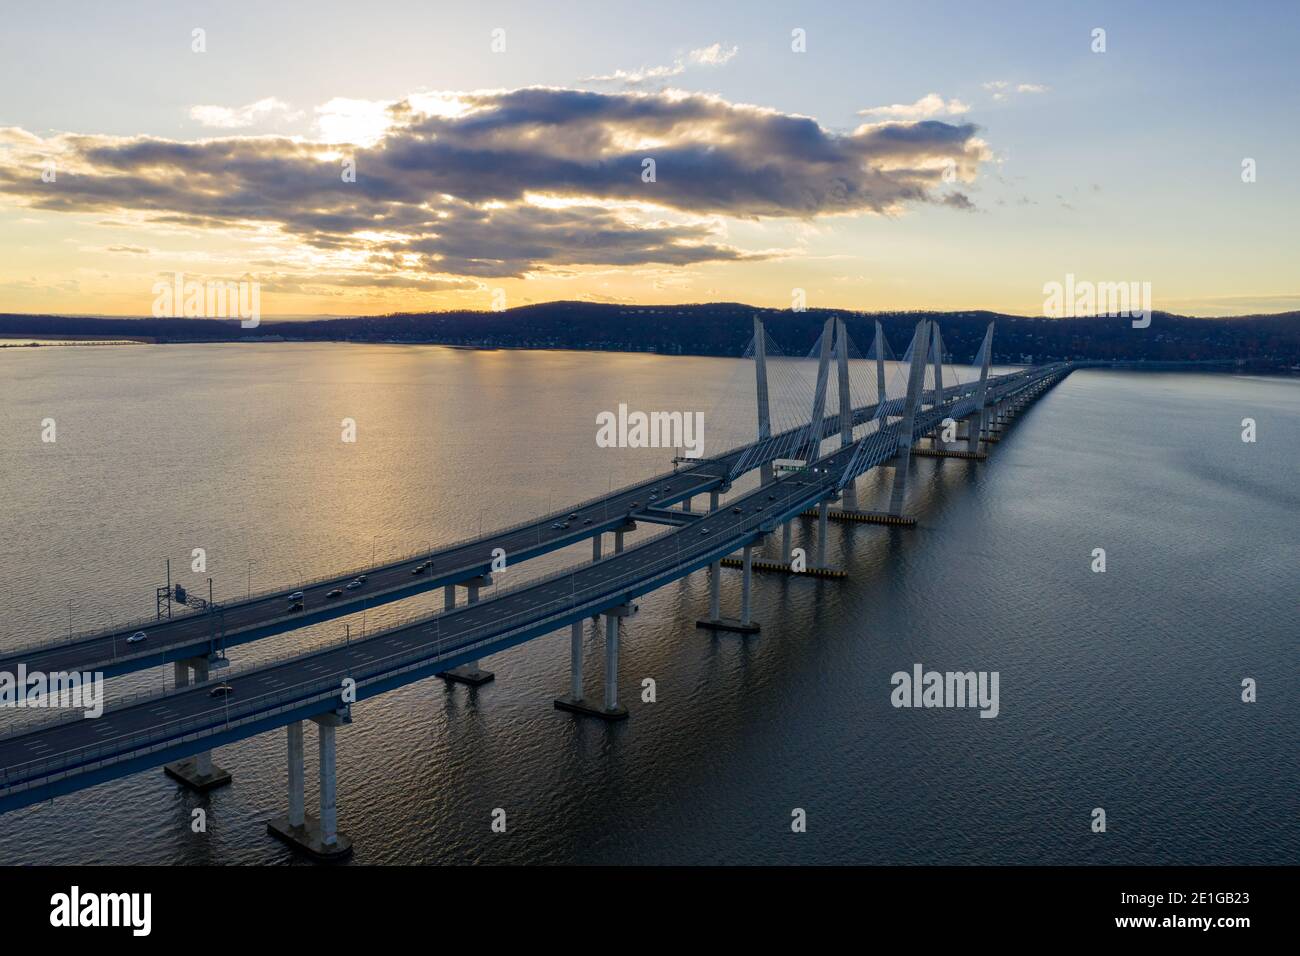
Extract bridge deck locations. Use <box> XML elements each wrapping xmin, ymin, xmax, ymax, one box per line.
<box><xmin>0</xmin><ymin>383</ymin><xmax>976</xmax><ymax>678</ymax></box>
<box><xmin>0</xmin><ymin>364</ymin><xmax>1070</xmax><ymax>812</ymax></box>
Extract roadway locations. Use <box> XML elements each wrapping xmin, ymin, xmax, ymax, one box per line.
<box><xmin>1</xmin><ymin>382</ymin><xmax>971</xmax><ymax>678</ymax></box>
<box><xmin>0</xmin><ymin>363</ymin><xmax>1070</xmax><ymax>811</ymax></box>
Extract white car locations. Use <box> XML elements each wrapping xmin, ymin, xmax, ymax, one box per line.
<box><xmin>346</xmin><ymin>580</ymin><xmax>362</xmax><ymax>590</ymax></box>
<box><xmin>288</xmin><ymin>591</ymin><xmax>304</xmax><ymax>601</ymax></box>
<box><xmin>126</xmin><ymin>631</ymin><xmax>147</xmax><ymax>644</ymax></box>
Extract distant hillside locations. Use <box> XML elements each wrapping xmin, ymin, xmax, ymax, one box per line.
<box><xmin>2</xmin><ymin>303</ymin><xmax>1298</xmax><ymax>366</ymax></box>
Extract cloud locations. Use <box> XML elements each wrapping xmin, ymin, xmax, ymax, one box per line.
<box><xmin>0</xmin><ymin>87</ymin><xmax>990</xmax><ymax>280</ymax></box>
<box><xmin>983</xmin><ymin>80</ymin><xmax>1050</xmax><ymax>101</ymax></box>
<box><xmin>189</xmin><ymin>97</ymin><xmax>297</xmax><ymax>128</ymax></box>
<box><xmin>859</xmin><ymin>93</ymin><xmax>970</xmax><ymax>119</ymax></box>
<box><xmin>688</xmin><ymin>43</ymin><xmax>738</xmax><ymax>66</ymax></box>
<box><xmin>584</xmin><ymin>42</ymin><xmax>738</xmax><ymax>87</ymax></box>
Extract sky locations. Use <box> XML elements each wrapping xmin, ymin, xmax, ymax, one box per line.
<box><xmin>1</xmin><ymin>0</ymin><xmax>1297</xmax><ymax>318</ymax></box>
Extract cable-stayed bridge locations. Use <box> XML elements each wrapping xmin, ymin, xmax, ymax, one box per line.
<box><xmin>0</xmin><ymin>318</ymin><xmax>1072</xmax><ymax>859</ymax></box>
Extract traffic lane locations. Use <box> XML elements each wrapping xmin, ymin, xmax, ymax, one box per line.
<box><xmin>4</xmin><ymin>457</ymin><xmax>734</xmax><ymax>667</ymax></box>
<box><xmin>6</xmin><ymin>386</ymin><xmax>909</xmax><ymax>668</ymax></box>
<box><xmin>4</xmin><ymin>379</ymin><xmax>1017</xmax><ymax>679</ymax></box>
<box><xmin>0</xmin><ymin>458</ymin><xmax>836</xmax><ymax>780</ymax></box>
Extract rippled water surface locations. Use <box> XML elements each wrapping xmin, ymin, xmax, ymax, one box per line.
<box><xmin>0</xmin><ymin>344</ymin><xmax>1296</xmax><ymax>864</ymax></box>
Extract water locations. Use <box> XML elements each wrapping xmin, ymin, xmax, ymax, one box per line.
<box><xmin>0</xmin><ymin>344</ymin><xmax>1296</xmax><ymax>865</ymax></box>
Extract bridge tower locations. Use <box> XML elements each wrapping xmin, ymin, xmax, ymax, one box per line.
<box><xmin>967</xmin><ymin>323</ymin><xmax>995</xmax><ymax>452</ymax></box>
<box><xmin>835</xmin><ymin>317</ymin><xmax>858</xmax><ymax>512</ymax></box>
<box><xmin>754</xmin><ymin>316</ymin><xmax>774</xmax><ymax>486</ymax></box>
<box><xmin>929</xmin><ymin>323</ymin><xmax>945</xmax><ymax>412</ymax></box>
<box><xmin>874</xmin><ymin>319</ymin><xmax>887</xmax><ymax>408</ymax></box>
<box><xmin>886</xmin><ymin>320</ymin><xmax>932</xmax><ymax>517</ymax></box>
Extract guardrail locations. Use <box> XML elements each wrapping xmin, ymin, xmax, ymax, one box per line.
<box><xmin>0</xmin><ymin>369</ymin><xmax>1073</xmax><ymax>788</ymax></box>
<box><xmin>1</xmin><ymin>385</ymin><xmax>948</xmax><ymax>658</ymax></box>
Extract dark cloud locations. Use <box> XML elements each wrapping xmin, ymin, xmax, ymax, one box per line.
<box><xmin>0</xmin><ymin>89</ymin><xmax>988</xmax><ymax>279</ymax></box>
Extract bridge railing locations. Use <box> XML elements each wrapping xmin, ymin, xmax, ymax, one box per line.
<box><xmin>0</xmin><ymin>441</ymin><xmax>849</xmax><ymax>781</ymax></box>
<box><xmin>0</xmin><ymin>369</ymin><xmax>1077</xmax><ymax>790</ymax></box>
<box><xmin>1</xmin><ymin>366</ymin><xmax>1060</xmax><ymax>662</ymax></box>
<box><xmin>0</xmin><ymin>384</ymin><xmax>922</xmax><ymax>658</ymax></box>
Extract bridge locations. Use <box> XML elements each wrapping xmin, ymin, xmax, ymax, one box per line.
<box><xmin>0</xmin><ymin>317</ymin><xmax>1072</xmax><ymax>859</ymax></box>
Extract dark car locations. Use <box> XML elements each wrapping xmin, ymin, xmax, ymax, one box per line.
<box><xmin>326</xmin><ymin>588</ymin><xmax>344</xmax><ymax>599</ymax></box>
<box><xmin>209</xmin><ymin>683</ymin><xmax>234</xmax><ymax>698</ymax></box>
<box><xmin>288</xmin><ymin>601</ymin><xmax>304</xmax><ymax>612</ymax></box>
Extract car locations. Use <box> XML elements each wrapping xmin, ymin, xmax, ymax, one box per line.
<box><xmin>411</xmin><ymin>566</ymin><xmax>426</xmax><ymax>575</ymax></box>
<box><xmin>552</xmin><ymin>522</ymin><xmax>563</xmax><ymax>529</ymax></box>
<box><xmin>768</xmin><ymin>495</ymin><xmax>776</xmax><ymax>501</ymax></box>
<box><xmin>583</xmin><ymin>518</ymin><xmax>592</xmax><ymax>525</ymax></box>
<box><xmin>561</xmin><ymin>522</ymin><xmax>570</xmax><ymax>529</ymax></box>
<box><xmin>126</xmin><ymin>631</ymin><xmax>146</xmax><ymax>644</ymax></box>
<box><xmin>356</xmin><ymin>574</ymin><xmax>367</xmax><ymax>583</ymax></box>
<box><xmin>346</xmin><ymin>580</ymin><xmax>362</xmax><ymax>590</ymax></box>
<box><xmin>630</xmin><ymin>501</ymin><xmax>639</xmax><ymax>508</ymax></box>
<box><xmin>326</xmin><ymin>588</ymin><xmax>344</xmax><ymax>599</ymax></box>
<box><xmin>209</xmin><ymin>683</ymin><xmax>234</xmax><ymax>698</ymax></box>
<box><xmin>568</xmin><ymin>513</ymin><xmax>577</xmax><ymax>520</ymax></box>
<box><xmin>649</xmin><ymin>493</ymin><xmax>658</xmax><ymax>501</ymax></box>
<box><xmin>700</xmin><ymin>527</ymin><xmax>711</xmax><ymax>535</ymax></box>
<box><xmin>288</xmin><ymin>601</ymin><xmax>304</xmax><ymax>612</ymax></box>
<box><xmin>288</xmin><ymin>591</ymin><xmax>304</xmax><ymax>601</ymax></box>
<box><xmin>733</xmin><ymin>507</ymin><xmax>743</xmax><ymax>514</ymax></box>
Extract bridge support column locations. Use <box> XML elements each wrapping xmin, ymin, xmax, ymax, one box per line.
<box><xmin>740</xmin><ymin>543</ymin><xmax>754</xmax><ymax>626</ymax></box>
<box><xmin>697</xmin><ymin>539</ymin><xmax>762</xmax><ymax>635</ymax></box>
<box><xmin>816</xmin><ymin>500</ymin><xmax>830</xmax><ymax>569</ymax></box>
<box><xmin>966</xmin><ymin>413</ymin><xmax>983</xmax><ymax>453</ymax></box>
<box><xmin>604</xmin><ymin>615</ymin><xmax>620</xmax><ymax>713</ymax></box>
<box><xmin>709</xmin><ymin>559</ymin><xmax>722</xmax><ymax>619</ymax></box>
<box><xmin>443</xmin><ymin>585</ymin><xmax>455</xmax><ymax>611</ymax></box>
<box><xmin>438</xmin><ymin>575</ymin><xmax>495</xmax><ymax>686</ymax></box>
<box><xmin>287</xmin><ymin>720</ymin><xmax>305</xmax><ymax>828</ymax></box>
<box><xmin>592</xmin><ymin>534</ymin><xmax>602</xmax><ymax>562</ymax></box>
<box><xmin>841</xmin><ymin>481</ymin><xmax>858</xmax><ymax>512</ymax></box>
<box><xmin>555</xmin><ymin>607</ymin><xmax>633</xmax><ymax>720</ymax></box>
<box><xmin>782</xmin><ymin>520</ymin><xmax>793</xmax><ymax>563</ymax></box>
<box><xmin>682</xmin><ymin>496</ymin><xmax>692</xmax><ymax>513</ymax></box>
<box><xmin>709</xmin><ymin>490</ymin><xmax>719</xmax><ymax>512</ymax></box>
<box><xmin>615</xmin><ymin>529</ymin><xmax>625</xmax><ymax>553</ymax></box>
<box><xmin>268</xmin><ymin>710</ymin><xmax>353</xmax><ymax>861</ymax></box>
<box><xmin>162</xmin><ymin>656</ymin><xmax>232</xmax><ymax>793</ymax></box>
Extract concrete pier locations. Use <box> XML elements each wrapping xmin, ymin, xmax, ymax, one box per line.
<box><xmin>555</xmin><ymin>606</ymin><xmax>633</xmax><ymax>720</ymax></box>
<box><xmin>163</xmin><ymin>655</ymin><xmax>232</xmax><ymax>792</ymax></box>
<box><xmin>267</xmin><ymin>711</ymin><xmax>353</xmax><ymax>861</ymax></box>
<box><xmin>816</xmin><ymin>499</ymin><xmax>830</xmax><ymax>569</ymax></box>
<box><xmin>697</xmin><ymin>542</ymin><xmax>761</xmax><ymax>634</ymax></box>
<box><xmin>438</xmin><ymin>574</ymin><xmax>495</xmax><ymax>686</ymax></box>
